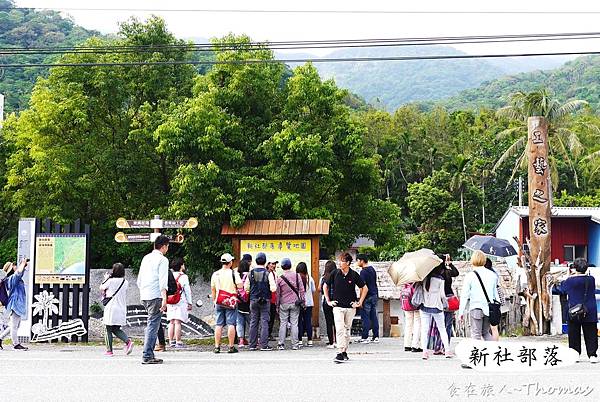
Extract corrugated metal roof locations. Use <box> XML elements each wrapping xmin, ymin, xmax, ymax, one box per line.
<box><xmin>221</xmin><ymin>219</ymin><xmax>330</xmax><ymax>236</ymax></box>
<box><xmin>509</xmin><ymin>206</ymin><xmax>600</xmax><ymax>223</ymax></box>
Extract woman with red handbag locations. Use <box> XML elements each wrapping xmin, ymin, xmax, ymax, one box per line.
<box><xmin>442</xmin><ymin>255</ymin><xmax>460</xmax><ymax>339</ymax></box>
<box><xmin>428</xmin><ymin>255</ymin><xmax>459</xmax><ymax>355</ymax></box>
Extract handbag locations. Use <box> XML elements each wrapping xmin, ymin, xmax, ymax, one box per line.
<box><xmin>166</xmin><ymin>273</ymin><xmax>183</xmax><ymax>305</ymax></box>
<box><xmin>281</xmin><ymin>273</ymin><xmax>306</xmax><ymax>310</ymax></box>
<box><xmin>474</xmin><ymin>271</ymin><xmax>501</xmax><ymax>326</ymax></box>
<box><xmin>568</xmin><ymin>277</ymin><xmax>589</xmax><ymax>322</ymax></box>
<box><xmin>446</xmin><ymin>295</ymin><xmax>460</xmax><ymax>312</ymax></box>
<box><xmin>401</xmin><ymin>283</ymin><xmax>417</xmax><ymax>311</ymax></box>
<box><xmin>238</xmin><ymin>272</ymin><xmax>249</xmax><ymax>303</ymax></box>
<box><xmin>101</xmin><ymin>279</ymin><xmax>125</xmax><ymax>306</ymax></box>
<box><xmin>216</xmin><ymin>270</ymin><xmax>239</xmax><ymax>309</ymax></box>
<box><xmin>410</xmin><ymin>282</ymin><xmax>424</xmax><ymax>309</ymax></box>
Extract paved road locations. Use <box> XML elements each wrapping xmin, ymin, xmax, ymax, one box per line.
<box><xmin>1</xmin><ymin>337</ymin><xmax>599</xmax><ymax>401</ymax></box>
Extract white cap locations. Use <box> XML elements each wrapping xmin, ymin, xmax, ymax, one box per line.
<box><xmin>220</xmin><ymin>253</ymin><xmax>235</xmax><ymax>263</ymax></box>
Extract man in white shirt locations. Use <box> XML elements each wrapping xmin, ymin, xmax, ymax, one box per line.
<box><xmin>137</xmin><ymin>235</ymin><xmax>169</xmax><ymax>364</ymax></box>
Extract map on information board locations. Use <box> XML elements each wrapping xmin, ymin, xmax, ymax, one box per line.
<box><xmin>35</xmin><ymin>234</ymin><xmax>87</xmax><ymax>285</ymax></box>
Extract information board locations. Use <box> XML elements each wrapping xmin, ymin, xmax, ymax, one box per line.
<box><xmin>240</xmin><ymin>238</ymin><xmax>311</xmax><ymax>275</ymax></box>
<box><xmin>34</xmin><ymin>233</ymin><xmax>87</xmax><ymax>285</ymax></box>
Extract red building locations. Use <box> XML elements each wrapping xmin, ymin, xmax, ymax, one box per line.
<box><xmin>494</xmin><ymin>206</ymin><xmax>600</xmax><ymax>266</ymax></box>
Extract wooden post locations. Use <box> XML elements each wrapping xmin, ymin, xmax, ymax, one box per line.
<box><xmin>383</xmin><ymin>299</ymin><xmax>391</xmax><ymax>337</ymax></box>
<box><xmin>232</xmin><ymin>237</ymin><xmax>241</xmax><ymax>262</ymax></box>
<box><xmin>311</xmin><ymin>236</ymin><xmax>320</xmax><ymax>339</ymax></box>
<box><xmin>527</xmin><ymin>116</ymin><xmax>551</xmax><ymax>335</ymax></box>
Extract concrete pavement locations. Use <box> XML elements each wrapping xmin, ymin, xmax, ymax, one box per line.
<box><xmin>1</xmin><ymin>337</ymin><xmax>599</xmax><ymax>402</ymax></box>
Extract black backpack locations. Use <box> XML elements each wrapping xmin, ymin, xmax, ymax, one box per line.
<box><xmin>167</xmin><ymin>270</ymin><xmax>178</xmax><ymax>296</ymax></box>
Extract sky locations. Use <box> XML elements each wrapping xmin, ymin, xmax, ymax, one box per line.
<box><xmin>13</xmin><ymin>0</ymin><xmax>600</xmax><ymax>57</ymax></box>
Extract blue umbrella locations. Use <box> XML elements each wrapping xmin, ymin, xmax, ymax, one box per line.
<box><xmin>463</xmin><ymin>235</ymin><xmax>517</xmax><ymax>257</ymax></box>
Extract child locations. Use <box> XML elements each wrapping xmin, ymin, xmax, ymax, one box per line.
<box><xmin>100</xmin><ymin>263</ymin><xmax>133</xmax><ymax>356</ymax></box>
<box><xmin>166</xmin><ymin>258</ymin><xmax>193</xmax><ymax>348</ymax></box>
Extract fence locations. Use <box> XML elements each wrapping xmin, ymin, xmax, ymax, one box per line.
<box><xmin>30</xmin><ymin>218</ymin><xmax>91</xmax><ymax>342</ymax></box>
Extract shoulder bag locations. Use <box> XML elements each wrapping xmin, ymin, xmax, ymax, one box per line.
<box><xmin>281</xmin><ymin>273</ymin><xmax>306</xmax><ymax>310</ymax></box>
<box><xmin>410</xmin><ymin>282</ymin><xmax>424</xmax><ymax>309</ymax></box>
<box><xmin>568</xmin><ymin>277</ymin><xmax>589</xmax><ymax>322</ymax></box>
<box><xmin>215</xmin><ymin>270</ymin><xmax>239</xmax><ymax>309</ymax></box>
<box><xmin>102</xmin><ymin>279</ymin><xmax>126</xmax><ymax>306</ymax></box>
<box><xmin>474</xmin><ymin>271</ymin><xmax>501</xmax><ymax>326</ymax></box>
<box><xmin>238</xmin><ymin>272</ymin><xmax>249</xmax><ymax>303</ymax></box>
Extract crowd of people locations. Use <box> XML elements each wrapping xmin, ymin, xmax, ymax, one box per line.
<box><xmin>209</xmin><ymin>250</ymin><xmax>379</xmax><ymax>363</ymax></box>
<box><xmin>1</xmin><ymin>234</ymin><xmax>598</xmax><ymax>366</ymax></box>
<box><xmin>118</xmin><ymin>234</ymin><xmax>382</xmax><ymax>364</ymax></box>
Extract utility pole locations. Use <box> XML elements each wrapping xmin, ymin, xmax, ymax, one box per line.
<box><xmin>518</xmin><ymin>176</ymin><xmax>523</xmax><ymax>207</ymax></box>
<box><xmin>0</xmin><ymin>93</ymin><xmax>4</xmax><ymax>124</ymax></box>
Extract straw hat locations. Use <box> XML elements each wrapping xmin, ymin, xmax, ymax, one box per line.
<box><xmin>2</xmin><ymin>261</ymin><xmax>14</xmax><ymax>276</ymax></box>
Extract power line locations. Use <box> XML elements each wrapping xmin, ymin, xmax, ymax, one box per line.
<box><xmin>3</xmin><ymin>32</ymin><xmax>600</xmax><ymax>55</ymax></box>
<box><xmin>2</xmin><ymin>50</ymin><xmax>600</xmax><ymax>69</ymax></box>
<box><xmin>4</xmin><ymin>7</ymin><xmax>600</xmax><ymax>14</ymax></box>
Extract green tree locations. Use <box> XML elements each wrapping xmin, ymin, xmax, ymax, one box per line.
<box><xmin>448</xmin><ymin>155</ymin><xmax>471</xmax><ymax>241</ymax></box>
<box><xmin>493</xmin><ymin>89</ymin><xmax>590</xmax><ymax>188</ymax></box>
<box><xmin>406</xmin><ymin>171</ymin><xmax>464</xmax><ymax>253</ymax></box>
<box><xmin>3</xmin><ymin>17</ymin><xmax>197</xmax><ymax>269</ymax></box>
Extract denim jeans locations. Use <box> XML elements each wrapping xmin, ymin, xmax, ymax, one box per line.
<box><xmin>236</xmin><ymin>311</ymin><xmax>249</xmax><ymax>338</ymax></box>
<box><xmin>360</xmin><ymin>295</ymin><xmax>379</xmax><ymax>339</ymax></box>
<box><xmin>142</xmin><ymin>298</ymin><xmax>163</xmax><ymax>360</ymax></box>
<box><xmin>298</xmin><ymin>306</ymin><xmax>313</xmax><ymax>341</ymax></box>
<box><xmin>444</xmin><ymin>311</ymin><xmax>454</xmax><ymax>340</ymax></box>
<box><xmin>249</xmin><ymin>299</ymin><xmax>270</xmax><ymax>348</ymax></box>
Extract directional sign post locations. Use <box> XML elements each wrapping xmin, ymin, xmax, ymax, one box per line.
<box><xmin>115</xmin><ymin>215</ymin><xmax>197</xmax><ymax>244</ymax></box>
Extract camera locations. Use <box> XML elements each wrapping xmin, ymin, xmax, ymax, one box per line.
<box><xmin>258</xmin><ymin>297</ymin><xmax>268</xmax><ymax>305</ymax></box>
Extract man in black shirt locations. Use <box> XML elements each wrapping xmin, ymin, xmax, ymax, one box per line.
<box><xmin>323</xmin><ymin>253</ymin><xmax>368</xmax><ymax>363</ymax></box>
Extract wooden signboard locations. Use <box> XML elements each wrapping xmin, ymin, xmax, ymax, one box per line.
<box><xmin>222</xmin><ymin>219</ymin><xmax>330</xmax><ymax>338</ymax></box>
<box><xmin>527</xmin><ymin>116</ymin><xmax>551</xmax><ymax>335</ymax></box>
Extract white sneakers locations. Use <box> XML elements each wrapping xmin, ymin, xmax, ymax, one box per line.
<box><xmin>576</xmin><ymin>354</ymin><xmax>598</xmax><ymax>363</ymax></box>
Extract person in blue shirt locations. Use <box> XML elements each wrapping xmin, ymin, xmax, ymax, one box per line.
<box><xmin>555</xmin><ymin>258</ymin><xmax>598</xmax><ymax>363</ymax></box>
<box><xmin>1</xmin><ymin>259</ymin><xmax>29</xmax><ymax>350</ymax></box>
<box><xmin>357</xmin><ymin>254</ymin><xmax>379</xmax><ymax>343</ymax></box>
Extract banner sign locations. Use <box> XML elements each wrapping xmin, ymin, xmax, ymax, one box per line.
<box><xmin>34</xmin><ymin>233</ymin><xmax>87</xmax><ymax>285</ymax></box>
<box><xmin>240</xmin><ymin>238</ymin><xmax>311</xmax><ymax>274</ymax></box>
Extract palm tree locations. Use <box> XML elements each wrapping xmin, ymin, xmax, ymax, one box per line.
<box><xmin>493</xmin><ymin>89</ymin><xmax>589</xmax><ymax>189</ymax></box>
<box><xmin>32</xmin><ymin>290</ymin><xmax>59</xmax><ymax>332</ymax></box>
<box><xmin>448</xmin><ymin>155</ymin><xmax>471</xmax><ymax>242</ymax></box>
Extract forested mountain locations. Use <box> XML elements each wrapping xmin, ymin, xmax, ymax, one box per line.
<box><xmin>0</xmin><ymin>0</ymin><xmax>97</xmax><ymax>113</ymax></box>
<box><xmin>311</xmin><ymin>46</ymin><xmax>504</xmax><ymax>110</ymax></box>
<box><xmin>440</xmin><ymin>55</ymin><xmax>600</xmax><ymax>111</ymax></box>
<box><xmin>278</xmin><ymin>47</ymin><xmax>569</xmax><ymax>111</ymax></box>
